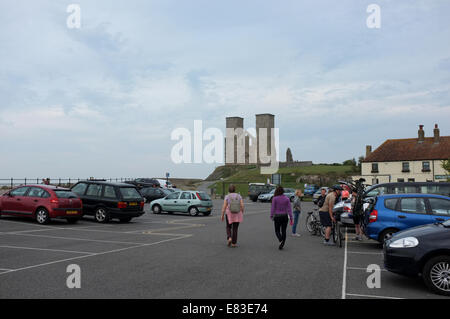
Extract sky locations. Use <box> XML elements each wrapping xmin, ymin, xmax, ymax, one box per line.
<box><xmin>0</xmin><ymin>0</ymin><xmax>449</xmax><ymax>180</ymax></box>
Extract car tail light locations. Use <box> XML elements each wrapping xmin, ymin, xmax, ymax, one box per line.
<box><xmin>118</xmin><ymin>202</ymin><xmax>127</xmax><ymax>209</ymax></box>
<box><xmin>196</xmin><ymin>192</ymin><xmax>202</xmax><ymax>200</ymax></box>
<box><xmin>50</xmin><ymin>199</ymin><xmax>59</xmax><ymax>204</ymax></box>
<box><xmin>140</xmin><ymin>201</ymin><xmax>144</xmax><ymax>208</ymax></box>
<box><xmin>369</xmin><ymin>209</ymin><xmax>378</xmax><ymax>223</ymax></box>
<box><xmin>344</xmin><ymin>205</ymin><xmax>351</xmax><ymax>212</ymax></box>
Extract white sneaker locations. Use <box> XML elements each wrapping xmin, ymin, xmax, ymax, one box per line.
<box><xmin>292</xmin><ymin>233</ymin><xmax>301</xmax><ymax>237</ymax></box>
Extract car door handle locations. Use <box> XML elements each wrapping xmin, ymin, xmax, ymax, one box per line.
<box><xmin>187</xmin><ymin>201</ymin><xmax>190</xmax><ymax>203</ymax></box>
<box><xmin>34</xmin><ymin>200</ymin><xmax>38</xmax><ymax>202</ymax></box>
<box><xmin>174</xmin><ymin>201</ymin><xmax>177</xmax><ymax>203</ymax></box>
<box><xmin>16</xmin><ymin>198</ymin><xmax>21</xmax><ymax>201</ymax></box>
<box><xmin>397</xmin><ymin>215</ymin><xmax>406</xmax><ymax>219</ymax></box>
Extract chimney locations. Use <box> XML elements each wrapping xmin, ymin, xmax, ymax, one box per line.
<box><xmin>418</xmin><ymin>125</ymin><xmax>425</xmax><ymax>143</ymax></box>
<box><xmin>366</xmin><ymin>145</ymin><xmax>372</xmax><ymax>158</ymax></box>
<box><xmin>434</xmin><ymin>124</ymin><xmax>440</xmax><ymax>144</ymax></box>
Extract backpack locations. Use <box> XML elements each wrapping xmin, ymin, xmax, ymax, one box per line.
<box><xmin>228</xmin><ymin>194</ymin><xmax>241</xmax><ymax>214</ymax></box>
<box><xmin>317</xmin><ymin>195</ymin><xmax>326</xmax><ymax>208</ymax></box>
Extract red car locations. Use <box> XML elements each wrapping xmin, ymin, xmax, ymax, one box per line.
<box><xmin>0</xmin><ymin>185</ymin><xmax>83</xmax><ymax>224</ymax></box>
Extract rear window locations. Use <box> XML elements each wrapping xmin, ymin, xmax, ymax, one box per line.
<box><xmin>384</xmin><ymin>198</ymin><xmax>397</xmax><ymax>210</ymax></box>
<box><xmin>119</xmin><ymin>187</ymin><xmax>142</xmax><ymax>200</ymax></box>
<box><xmin>197</xmin><ymin>192</ymin><xmax>211</xmax><ymax>200</ymax></box>
<box><xmin>54</xmin><ymin>190</ymin><xmax>78</xmax><ymax>199</ymax></box>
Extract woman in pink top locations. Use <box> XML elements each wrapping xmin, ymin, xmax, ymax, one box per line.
<box><xmin>221</xmin><ymin>184</ymin><xmax>244</xmax><ymax>248</ymax></box>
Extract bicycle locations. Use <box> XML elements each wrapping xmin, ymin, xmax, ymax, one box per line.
<box><xmin>306</xmin><ymin>208</ymin><xmax>325</xmax><ymax>237</ymax></box>
<box><xmin>332</xmin><ymin>213</ymin><xmax>344</xmax><ymax>248</ymax></box>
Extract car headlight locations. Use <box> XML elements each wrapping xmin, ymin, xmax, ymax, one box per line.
<box><xmin>388</xmin><ymin>237</ymin><xmax>419</xmax><ymax>248</ymax></box>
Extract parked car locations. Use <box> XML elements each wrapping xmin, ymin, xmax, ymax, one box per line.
<box><xmin>0</xmin><ymin>185</ymin><xmax>82</xmax><ymax>224</ymax></box>
<box><xmin>303</xmin><ymin>185</ymin><xmax>319</xmax><ymax>196</ymax></box>
<box><xmin>313</xmin><ymin>187</ymin><xmax>329</xmax><ymax>200</ymax></box>
<box><xmin>139</xmin><ymin>187</ymin><xmax>172</xmax><ymax>202</ymax></box>
<box><xmin>71</xmin><ymin>181</ymin><xmax>145</xmax><ymax>223</ymax></box>
<box><xmin>248</xmin><ymin>183</ymin><xmax>276</xmax><ymax>202</ymax></box>
<box><xmin>364</xmin><ymin>193</ymin><xmax>450</xmax><ymax>242</ymax></box>
<box><xmin>150</xmin><ymin>191</ymin><xmax>213</xmax><ymax>216</ymax></box>
<box><xmin>155</xmin><ymin>179</ymin><xmax>173</xmax><ymax>188</ymax></box>
<box><xmin>124</xmin><ymin>178</ymin><xmax>160</xmax><ymax>189</ymax></box>
<box><xmin>384</xmin><ymin>220</ymin><xmax>450</xmax><ymax>296</ymax></box>
<box><xmin>258</xmin><ymin>189</ymin><xmax>275</xmax><ymax>202</ymax></box>
<box><xmin>284</xmin><ymin>188</ymin><xmax>297</xmax><ymax>202</ymax></box>
<box><xmin>364</xmin><ymin>182</ymin><xmax>450</xmax><ymax>198</ymax></box>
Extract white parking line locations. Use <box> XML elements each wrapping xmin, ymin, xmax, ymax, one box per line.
<box><xmin>4</xmin><ymin>233</ymin><xmax>149</xmax><ymax>246</ymax></box>
<box><xmin>0</xmin><ymin>235</ymin><xmax>191</xmax><ymax>276</ymax></box>
<box><xmin>347</xmin><ymin>266</ymin><xmax>387</xmax><ymax>272</ymax></box>
<box><xmin>0</xmin><ymin>245</ymin><xmax>95</xmax><ymax>255</ymax></box>
<box><xmin>341</xmin><ymin>228</ymin><xmax>348</xmax><ymax>299</ymax></box>
<box><xmin>347</xmin><ymin>251</ymin><xmax>383</xmax><ymax>255</ymax></box>
<box><xmin>346</xmin><ymin>293</ymin><xmax>404</xmax><ymax>299</ymax></box>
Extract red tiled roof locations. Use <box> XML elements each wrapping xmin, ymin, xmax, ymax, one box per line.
<box><xmin>364</xmin><ymin>136</ymin><xmax>450</xmax><ymax>162</ymax></box>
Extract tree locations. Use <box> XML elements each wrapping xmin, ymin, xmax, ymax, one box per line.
<box><xmin>442</xmin><ymin>159</ymin><xmax>450</xmax><ymax>181</ymax></box>
<box><xmin>343</xmin><ymin>158</ymin><xmax>357</xmax><ymax>166</ymax></box>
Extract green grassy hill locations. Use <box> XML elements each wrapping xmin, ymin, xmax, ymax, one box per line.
<box><xmin>208</xmin><ymin>164</ymin><xmax>358</xmax><ymax>197</ymax></box>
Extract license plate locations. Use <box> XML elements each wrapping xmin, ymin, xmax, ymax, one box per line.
<box><xmin>129</xmin><ymin>202</ymin><xmax>137</xmax><ymax>206</ymax></box>
<box><xmin>66</xmin><ymin>210</ymin><xmax>78</xmax><ymax>215</ymax></box>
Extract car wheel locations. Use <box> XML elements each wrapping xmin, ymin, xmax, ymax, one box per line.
<box><xmin>119</xmin><ymin>217</ymin><xmax>132</xmax><ymax>223</ymax></box>
<box><xmin>66</xmin><ymin>218</ymin><xmax>79</xmax><ymax>224</ymax></box>
<box><xmin>152</xmin><ymin>205</ymin><xmax>161</xmax><ymax>214</ymax></box>
<box><xmin>378</xmin><ymin>228</ymin><xmax>398</xmax><ymax>243</ymax></box>
<box><xmin>95</xmin><ymin>207</ymin><xmax>110</xmax><ymax>223</ymax></box>
<box><xmin>35</xmin><ymin>208</ymin><xmax>50</xmax><ymax>224</ymax></box>
<box><xmin>188</xmin><ymin>206</ymin><xmax>199</xmax><ymax>216</ymax></box>
<box><xmin>423</xmin><ymin>256</ymin><xmax>450</xmax><ymax>296</ymax></box>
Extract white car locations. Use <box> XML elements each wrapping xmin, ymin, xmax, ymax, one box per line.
<box><xmin>155</xmin><ymin>179</ymin><xmax>172</xmax><ymax>188</ymax></box>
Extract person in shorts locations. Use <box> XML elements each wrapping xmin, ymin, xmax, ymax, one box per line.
<box><xmin>319</xmin><ymin>185</ymin><xmax>342</xmax><ymax>245</ymax></box>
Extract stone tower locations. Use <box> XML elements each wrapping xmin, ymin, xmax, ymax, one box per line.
<box><xmin>225</xmin><ymin>117</ymin><xmax>245</xmax><ymax>165</ymax></box>
<box><xmin>255</xmin><ymin>113</ymin><xmax>275</xmax><ymax>164</ymax></box>
<box><xmin>286</xmin><ymin>148</ymin><xmax>293</xmax><ymax>162</ymax></box>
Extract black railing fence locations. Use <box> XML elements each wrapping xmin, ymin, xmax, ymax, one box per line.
<box><xmin>0</xmin><ymin>178</ymin><xmax>135</xmax><ymax>189</ymax></box>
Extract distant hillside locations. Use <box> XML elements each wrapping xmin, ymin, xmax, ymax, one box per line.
<box><xmin>207</xmin><ymin>164</ymin><xmax>358</xmax><ymax>197</ymax></box>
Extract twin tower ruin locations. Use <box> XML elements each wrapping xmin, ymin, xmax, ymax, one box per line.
<box><xmin>225</xmin><ymin>113</ymin><xmax>277</xmax><ymax>166</ymax></box>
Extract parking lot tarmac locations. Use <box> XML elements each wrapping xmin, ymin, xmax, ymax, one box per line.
<box><xmin>0</xmin><ymin>200</ymin><xmax>448</xmax><ymax>299</ymax></box>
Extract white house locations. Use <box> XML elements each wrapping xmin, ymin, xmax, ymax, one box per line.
<box><xmin>354</xmin><ymin>124</ymin><xmax>449</xmax><ymax>185</ymax></box>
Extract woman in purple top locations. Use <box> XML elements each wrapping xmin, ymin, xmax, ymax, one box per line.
<box><xmin>270</xmin><ymin>186</ymin><xmax>293</xmax><ymax>250</ymax></box>
<box><xmin>221</xmin><ymin>184</ymin><xmax>244</xmax><ymax>248</ymax></box>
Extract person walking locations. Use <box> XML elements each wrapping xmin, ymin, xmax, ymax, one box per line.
<box><xmin>220</xmin><ymin>184</ymin><xmax>244</xmax><ymax>248</ymax></box>
<box><xmin>319</xmin><ymin>185</ymin><xmax>342</xmax><ymax>245</ymax></box>
<box><xmin>291</xmin><ymin>189</ymin><xmax>303</xmax><ymax>237</ymax></box>
<box><xmin>270</xmin><ymin>186</ymin><xmax>293</xmax><ymax>250</ymax></box>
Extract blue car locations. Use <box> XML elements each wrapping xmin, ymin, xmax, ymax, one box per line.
<box><xmin>304</xmin><ymin>185</ymin><xmax>319</xmax><ymax>196</ymax></box>
<box><xmin>364</xmin><ymin>193</ymin><xmax>450</xmax><ymax>242</ymax></box>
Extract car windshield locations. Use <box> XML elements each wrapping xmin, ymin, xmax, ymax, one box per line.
<box><xmin>119</xmin><ymin>187</ymin><xmax>142</xmax><ymax>200</ymax></box>
<box><xmin>54</xmin><ymin>190</ymin><xmax>78</xmax><ymax>199</ymax></box>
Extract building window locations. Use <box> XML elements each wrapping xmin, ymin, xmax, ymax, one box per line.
<box><xmin>402</xmin><ymin>162</ymin><xmax>410</xmax><ymax>172</ymax></box>
<box><xmin>408</xmin><ymin>178</ymin><xmax>415</xmax><ymax>182</ymax></box>
<box><xmin>397</xmin><ymin>178</ymin><xmax>405</xmax><ymax>182</ymax></box>
<box><xmin>422</xmin><ymin>161</ymin><xmax>431</xmax><ymax>172</ymax></box>
<box><xmin>371</xmin><ymin>163</ymin><xmax>379</xmax><ymax>173</ymax></box>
